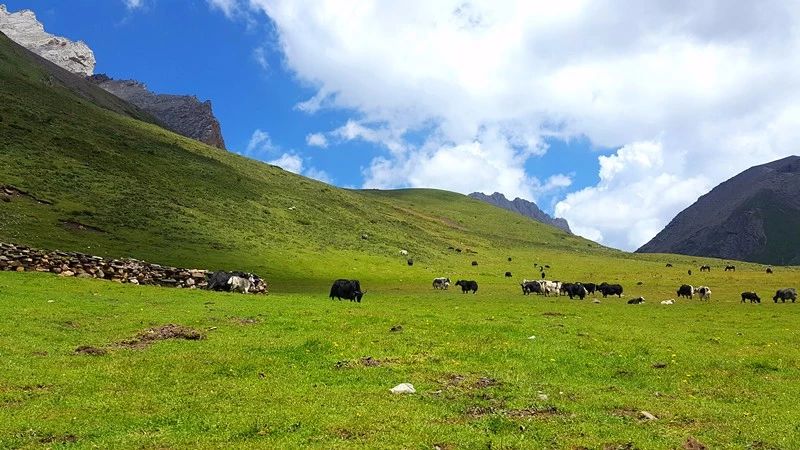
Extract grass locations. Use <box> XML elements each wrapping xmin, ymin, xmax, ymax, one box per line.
<box><xmin>1</xmin><ymin>265</ymin><xmax>799</xmax><ymax>449</ymax></box>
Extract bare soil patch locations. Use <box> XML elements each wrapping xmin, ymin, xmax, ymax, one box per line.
<box><xmin>116</xmin><ymin>324</ymin><xmax>204</xmax><ymax>349</ymax></box>
<box><xmin>683</xmin><ymin>436</ymin><xmax>707</xmax><ymax>450</ymax></box>
<box><xmin>230</xmin><ymin>317</ymin><xmax>260</xmax><ymax>325</ymax></box>
<box><xmin>74</xmin><ymin>345</ymin><xmax>107</xmax><ymax>356</ymax></box>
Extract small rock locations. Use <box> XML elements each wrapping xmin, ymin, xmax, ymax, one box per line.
<box><xmin>60</xmin><ymin>270</ymin><xmax>75</xmax><ymax>277</ymax></box>
<box><xmin>652</xmin><ymin>362</ymin><xmax>668</xmax><ymax>369</ymax></box>
<box><xmin>390</xmin><ymin>383</ymin><xmax>416</xmax><ymax>394</ymax></box>
<box><xmin>537</xmin><ymin>393</ymin><xmax>549</xmax><ymax>401</ymax></box>
<box><xmin>390</xmin><ymin>325</ymin><xmax>403</xmax><ymax>332</ymax></box>
<box><xmin>639</xmin><ymin>410</ymin><xmax>658</xmax><ymax>421</ymax></box>
<box><xmin>592</xmin><ymin>299</ymin><xmax>601</xmax><ymax>304</ymax></box>
<box><xmin>527</xmin><ymin>335</ymin><xmax>536</xmax><ymax>340</ymax></box>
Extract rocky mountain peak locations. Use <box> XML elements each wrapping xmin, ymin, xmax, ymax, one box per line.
<box><xmin>637</xmin><ymin>155</ymin><xmax>800</xmax><ymax>265</ymax></box>
<box><xmin>468</xmin><ymin>192</ymin><xmax>572</xmax><ymax>233</ymax></box>
<box><xmin>0</xmin><ymin>4</ymin><xmax>95</xmax><ymax>76</ymax></box>
<box><xmin>87</xmin><ymin>74</ymin><xmax>227</xmax><ymax>150</ymax></box>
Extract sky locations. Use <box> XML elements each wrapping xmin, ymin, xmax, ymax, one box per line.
<box><xmin>4</xmin><ymin>1</ymin><xmax>800</xmax><ymax>251</ymax></box>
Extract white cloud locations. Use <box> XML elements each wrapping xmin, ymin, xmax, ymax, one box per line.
<box><xmin>268</xmin><ymin>152</ymin><xmax>303</xmax><ymax>173</ymax></box>
<box><xmin>124</xmin><ymin>0</ymin><xmax>143</xmax><ymax>10</ymax></box>
<box><xmin>245</xmin><ymin>129</ymin><xmax>274</xmax><ymax>154</ymax></box>
<box><xmin>305</xmin><ymin>132</ymin><xmax>328</xmax><ymax>148</ymax></box>
<box><xmin>268</xmin><ymin>152</ymin><xmax>333</xmax><ymax>184</ymax></box>
<box><xmin>218</xmin><ymin>0</ymin><xmax>800</xmax><ymax>249</ymax></box>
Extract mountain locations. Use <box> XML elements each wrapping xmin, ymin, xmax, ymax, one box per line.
<box><xmin>637</xmin><ymin>156</ymin><xmax>800</xmax><ymax>265</ymax></box>
<box><xmin>0</xmin><ymin>4</ymin><xmax>226</xmax><ymax>150</ymax></box>
<box><xmin>87</xmin><ymin>74</ymin><xmax>226</xmax><ymax>150</ymax></box>
<box><xmin>0</xmin><ymin>4</ymin><xmax>95</xmax><ymax>75</ymax></box>
<box><xmin>469</xmin><ymin>192</ymin><xmax>571</xmax><ymax>233</ymax></box>
<box><xmin>0</xmin><ymin>29</ymin><xmax>601</xmax><ymax>286</ymax></box>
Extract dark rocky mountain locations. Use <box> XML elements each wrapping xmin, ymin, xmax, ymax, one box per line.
<box><xmin>637</xmin><ymin>155</ymin><xmax>800</xmax><ymax>265</ymax></box>
<box><xmin>88</xmin><ymin>75</ymin><xmax>226</xmax><ymax>150</ymax></box>
<box><xmin>469</xmin><ymin>192</ymin><xmax>571</xmax><ymax>233</ymax></box>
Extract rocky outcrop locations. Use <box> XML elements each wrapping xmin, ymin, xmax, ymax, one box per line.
<box><xmin>0</xmin><ymin>242</ymin><xmax>267</xmax><ymax>293</ymax></box>
<box><xmin>88</xmin><ymin>74</ymin><xmax>226</xmax><ymax>149</ymax></box>
<box><xmin>0</xmin><ymin>4</ymin><xmax>95</xmax><ymax>75</ymax></box>
<box><xmin>637</xmin><ymin>155</ymin><xmax>800</xmax><ymax>265</ymax></box>
<box><xmin>469</xmin><ymin>192</ymin><xmax>572</xmax><ymax>233</ymax></box>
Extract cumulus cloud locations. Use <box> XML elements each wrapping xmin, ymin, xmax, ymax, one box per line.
<box><xmin>305</xmin><ymin>132</ymin><xmax>328</xmax><ymax>148</ymax></box>
<box><xmin>215</xmin><ymin>0</ymin><xmax>800</xmax><ymax>249</ymax></box>
<box><xmin>268</xmin><ymin>152</ymin><xmax>333</xmax><ymax>184</ymax></box>
<box><xmin>268</xmin><ymin>152</ymin><xmax>303</xmax><ymax>173</ymax></box>
<box><xmin>245</xmin><ymin>129</ymin><xmax>274</xmax><ymax>155</ymax></box>
<box><xmin>244</xmin><ymin>129</ymin><xmax>333</xmax><ymax>183</ymax></box>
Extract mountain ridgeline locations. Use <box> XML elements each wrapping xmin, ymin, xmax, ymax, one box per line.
<box><xmin>637</xmin><ymin>156</ymin><xmax>800</xmax><ymax>265</ymax></box>
<box><xmin>0</xmin><ymin>5</ymin><xmax>226</xmax><ymax>149</ymax></box>
<box><xmin>469</xmin><ymin>192</ymin><xmax>571</xmax><ymax>233</ymax></box>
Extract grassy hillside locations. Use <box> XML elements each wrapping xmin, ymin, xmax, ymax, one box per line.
<box><xmin>0</xmin><ymin>30</ymin><xmax>616</xmax><ymax>289</ymax></box>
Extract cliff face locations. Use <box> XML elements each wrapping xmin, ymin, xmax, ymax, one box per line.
<box><xmin>469</xmin><ymin>192</ymin><xmax>572</xmax><ymax>233</ymax></box>
<box><xmin>637</xmin><ymin>156</ymin><xmax>800</xmax><ymax>265</ymax></box>
<box><xmin>0</xmin><ymin>4</ymin><xmax>95</xmax><ymax>76</ymax></box>
<box><xmin>1</xmin><ymin>4</ymin><xmax>226</xmax><ymax>150</ymax></box>
<box><xmin>88</xmin><ymin>75</ymin><xmax>226</xmax><ymax>150</ymax></box>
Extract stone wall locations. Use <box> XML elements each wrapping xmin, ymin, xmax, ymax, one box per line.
<box><xmin>0</xmin><ymin>242</ymin><xmax>266</xmax><ymax>293</ymax></box>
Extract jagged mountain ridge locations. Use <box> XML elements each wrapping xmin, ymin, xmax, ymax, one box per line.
<box><xmin>0</xmin><ymin>4</ymin><xmax>95</xmax><ymax>75</ymax></box>
<box><xmin>0</xmin><ymin>4</ymin><xmax>226</xmax><ymax>150</ymax></box>
<box><xmin>87</xmin><ymin>75</ymin><xmax>226</xmax><ymax>150</ymax></box>
<box><xmin>468</xmin><ymin>192</ymin><xmax>571</xmax><ymax>233</ymax></box>
<box><xmin>637</xmin><ymin>155</ymin><xmax>800</xmax><ymax>265</ymax></box>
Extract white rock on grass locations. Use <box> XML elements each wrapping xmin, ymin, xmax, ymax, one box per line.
<box><xmin>390</xmin><ymin>383</ymin><xmax>416</xmax><ymax>394</ymax></box>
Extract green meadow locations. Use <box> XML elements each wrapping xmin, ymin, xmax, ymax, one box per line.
<box><xmin>1</xmin><ymin>261</ymin><xmax>799</xmax><ymax>449</ymax></box>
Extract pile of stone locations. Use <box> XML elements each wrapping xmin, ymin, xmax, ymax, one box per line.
<box><xmin>0</xmin><ymin>242</ymin><xmax>266</xmax><ymax>293</ymax></box>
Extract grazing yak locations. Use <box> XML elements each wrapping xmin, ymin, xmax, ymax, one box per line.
<box><xmin>665</xmin><ymin>263</ymin><xmax>673</xmax><ymax>267</ymax></box>
<box><xmin>455</xmin><ymin>280</ymin><xmax>478</xmax><ymax>294</ymax></box>
<box><xmin>582</xmin><ymin>282</ymin><xmax>597</xmax><ymax>294</ymax></box>
<box><xmin>227</xmin><ymin>275</ymin><xmax>255</xmax><ymax>294</ymax></box>
<box><xmin>766</xmin><ymin>267</ymin><xmax>774</xmax><ymax>274</ymax></box>
<box><xmin>407</xmin><ymin>259</ymin><xmax>414</xmax><ymax>266</ymax></box>
<box><xmin>432</xmin><ymin>277</ymin><xmax>450</xmax><ymax>290</ymax></box>
<box><xmin>471</xmin><ymin>261</ymin><xmax>479</xmax><ymax>266</ymax></box>
<box><xmin>700</xmin><ymin>265</ymin><xmax>711</xmax><ymax>272</ymax></box>
<box><xmin>773</xmin><ymin>288</ymin><xmax>797</xmax><ymax>303</ymax></box>
<box><xmin>521</xmin><ymin>280</ymin><xmax>543</xmax><ymax>295</ymax></box>
<box><xmin>329</xmin><ymin>279</ymin><xmax>365</xmax><ymax>302</ymax></box>
<box><xmin>696</xmin><ymin>286</ymin><xmax>712</xmax><ymax>301</ymax></box>
<box><xmin>628</xmin><ymin>297</ymin><xmax>645</xmax><ymax>304</ymax></box>
<box><xmin>741</xmin><ymin>292</ymin><xmax>761</xmax><ymax>303</ymax></box>
<box><xmin>688</xmin><ymin>269</ymin><xmax>692</xmax><ymax>275</ymax></box>
<box><xmin>677</xmin><ymin>284</ymin><xmax>694</xmax><ymax>299</ymax></box>
<box><xmin>505</xmin><ymin>271</ymin><xmax>513</xmax><ymax>277</ymax></box>
<box><xmin>399</xmin><ymin>249</ymin><xmax>408</xmax><ymax>256</ymax></box>
<box><xmin>725</xmin><ymin>265</ymin><xmax>736</xmax><ymax>272</ymax></box>
<box><xmin>540</xmin><ymin>280</ymin><xmax>561</xmax><ymax>296</ymax></box>
<box><xmin>563</xmin><ymin>283</ymin><xmax>588</xmax><ymax>300</ymax></box>
<box><xmin>598</xmin><ymin>282</ymin><xmax>623</xmax><ymax>298</ymax></box>
<box><xmin>207</xmin><ymin>271</ymin><xmax>262</xmax><ymax>293</ymax></box>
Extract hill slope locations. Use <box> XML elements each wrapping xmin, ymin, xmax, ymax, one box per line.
<box><xmin>0</xmin><ymin>30</ymin><xmax>610</xmax><ymax>287</ymax></box>
<box><xmin>469</xmin><ymin>192</ymin><xmax>571</xmax><ymax>233</ymax></box>
<box><xmin>637</xmin><ymin>156</ymin><xmax>800</xmax><ymax>265</ymax></box>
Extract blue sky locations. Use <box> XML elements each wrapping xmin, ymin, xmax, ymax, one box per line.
<box><xmin>4</xmin><ymin>1</ymin><xmax>799</xmax><ymax>251</ymax></box>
